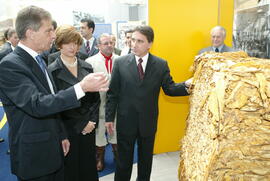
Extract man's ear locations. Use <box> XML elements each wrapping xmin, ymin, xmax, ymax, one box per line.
<box><xmin>148</xmin><ymin>42</ymin><xmax>153</xmax><ymax>49</ymax></box>
<box><xmin>26</xmin><ymin>29</ymin><xmax>35</xmax><ymax>40</ymax></box>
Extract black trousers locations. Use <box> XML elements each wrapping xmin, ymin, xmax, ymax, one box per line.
<box><xmin>114</xmin><ymin>133</ymin><xmax>155</xmax><ymax>181</ymax></box>
<box><xmin>64</xmin><ymin>131</ymin><xmax>98</xmax><ymax>181</ymax></box>
<box><xmin>17</xmin><ymin>166</ymin><xmax>64</xmax><ymax>181</ymax></box>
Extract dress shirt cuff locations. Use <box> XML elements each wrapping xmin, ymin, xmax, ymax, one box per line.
<box><xmin>74</xmin><ymin>83</ymin><xmax>85</xmax><ymax>100</ymax></box>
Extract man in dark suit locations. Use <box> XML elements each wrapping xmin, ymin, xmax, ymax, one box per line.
<box><xmin>198</xmin><ymin>26</ymin><xmax>234</xmax><ymax>54</ymax></box>
<box><xmin>0</xmin><ymin>6</ymin><xmax>108</xmax><ymax>181</ymax></box>
<box><xmin>120</xmin><ymin>29</ymin><xmax>133</xmax><ymax>56</ymax></box>
<box><xmin>0</xmin><ymin>28</ymin><xmax>19</xmax><ymax>61</ymax></box>
<box><xmin>105</xmin><ymin>25</ymin><xmax>189</xmax><ymax>181</ymax></box>
<box><xmin>0</xmin><ymin>28</ymin><xmax>19</xmax><ymax>152</ymax></box>
<box><xmin>79</xmin><ymin>18</ymin><xmax>99</xmax><ymax>59</ymax></box>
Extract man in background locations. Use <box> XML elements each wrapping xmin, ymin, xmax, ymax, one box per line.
<box><xmin>86</xmin><ymin>33</ymin><xmax>118</xmax><ymax>172</ymax></box>
<box><xmin>0</xmin><ymin>28</ymin><xmax>19</xmax><ymax>61</ymax></box>
<box><xmin>120</xmin><ymin>29</ymin><xmax>133</xmax><ymax>56</ymax></box>
<box><xmin>40</xmin><ymin>20</ymin><xmax>58</xmax><ymax>65</ymax></box>
<box><xmin>0</xmin><ymin>28</ymin><xmax>19</xmax><ymax>143</ymax></box>
<box><xmin>0</xmin><ymin>6</ymin><xmax>108</xmax><ymax>181</ymax></box>
<box><xmin>111</xmin><ymin>34</ymin><xmax>121</xmax><ymax>56</ymax></box>
<box><xmin>198</xmin><ymin>26</ymin><xmax>234</xmax><ymax>54</ymax></box>
<box><xmin>79</xmin><ymin>18</ymin><xmax>99</xmax><ymax>59</ymax></box>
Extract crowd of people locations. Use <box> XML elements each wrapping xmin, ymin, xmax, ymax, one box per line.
<box><xmin>0</xmin><ymin>5</ymin><xmax>234</xmax><ymax>181</ymax></box>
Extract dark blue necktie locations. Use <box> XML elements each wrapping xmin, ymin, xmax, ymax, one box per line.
<box><xmin>215</xmin><ymin>48</ymin><xmax>219</xmax><ymax>52</ymax></box>
<box><xmin>36</xmin><ymin>55</ymin><xmax>46</xmax><ymax>74</ymax></box>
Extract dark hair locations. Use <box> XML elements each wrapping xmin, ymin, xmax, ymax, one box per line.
<box><xmin>7</xmin><ymin>28</ymin><xmax>16</xmax><ymax>39</ymax></box>
<box><xmin>4</xmin><ymin>28</ymin><xmax>11</xmax><ymax>40</ymax></box>
<box><xmin>55</xmin><ymin>25</ymin><xmax>83</xmax><ymax>49</ymax></box>
<box><xmin>133</xmin><ymin>26</ymin><xmax>154</xmax><ymax>43</ymax></box>
<box><xmin>125</xmin><ymin>29</ymin><xmax>134</xmax><ymax>36</ymax></box>
<box><xmin>3</xmin><ymin>28</ymin><xmax>16</xmax><ymax>41</ymax></box>
<box><xmin>52</xmin><ymin>20</ymin><xmax>57</xmax><ymax>30</ymax></box>
<box><xmin>80</xmin><ymin>18</ymin><xmax>95</xmax><ymax>33</ymax></box>
<box><xmin>15</xmin><ymin>6</ymin><xmax>51</xmax><ymax>40</ymax></box>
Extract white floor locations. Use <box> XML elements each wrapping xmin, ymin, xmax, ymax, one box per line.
<box><xmin>100</xmin><ymin>151</ymin><xmax>180</xmax><ymax>181</ymax></box>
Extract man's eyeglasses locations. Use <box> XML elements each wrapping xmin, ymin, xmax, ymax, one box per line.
<box><xmin>100</xmin><ymin>42</ymin><xmax>114</xmax><ymax>46</ymax></box>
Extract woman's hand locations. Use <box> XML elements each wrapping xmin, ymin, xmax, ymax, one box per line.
<box><xmin>82</xmin><ymin>121</ymin><xmax>96</xmax><ymax>135</ymax></box>
<box><xmin>62</xmin><ymin>139</ymin><xmax>70</xmax><ymax>156</ymax></box>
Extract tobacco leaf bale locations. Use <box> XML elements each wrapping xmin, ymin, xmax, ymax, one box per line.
<box><xmin>180</xmin><ymin>51</ymin><xmax>270</xmax><ymax>181</ymax></box>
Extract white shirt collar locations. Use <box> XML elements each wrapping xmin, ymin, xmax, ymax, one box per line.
<box><xmin>7</xmin><ymin>41</ymin><xmax>15</xmax><ymax>50</ymax></box>
<box><xmin>18</xmin><ymin>42</ymin><xmax>39</xmax><ymax>60</ymax></box>
<box><xmin>84</xmin><ymin>37</ymin><xmax>95</xmax><ymax>46</ymax></box>
<box><xmin>135</xmin><ymin>53</ymin><xmax>149</xmax><ymax>71</ymax></box>
<box><xmin>213</xmin><ymin>44</ymin><xmax>224</xmax><ymax>52</ymax></box>
<box><xmin>18</xmin><ymin>43</ymin><xmax>55</xmax><ymax>94</ymax></box>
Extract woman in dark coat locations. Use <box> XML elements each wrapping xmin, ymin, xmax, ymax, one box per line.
<box><xmin>48</xmin><ymin>25</ymin><xmax>100</xmax><ymax>181</ymax></box>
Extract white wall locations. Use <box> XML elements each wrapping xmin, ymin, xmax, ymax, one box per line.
<box><xmin>0</xmin><ymin>0</ymin><xmax>147</xmax><ymax>25</ymax></box>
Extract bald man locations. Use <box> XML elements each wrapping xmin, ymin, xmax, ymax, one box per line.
<box><xmin>198</xmin><ymin>26</ymin><xmax>234</xmax><ymax>54</ymax></box>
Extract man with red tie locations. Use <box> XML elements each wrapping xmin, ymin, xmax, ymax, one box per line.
<box><xmin>105</xmin><ymin>25</ymin><xmax>190</xmax><ymax>181</ymax></box>
<box><xmin>86</xmin><ymin>33</ymin><xmax>118</xmax><ymax>172</ymax></box>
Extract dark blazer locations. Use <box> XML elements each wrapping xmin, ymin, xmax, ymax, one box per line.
<box><xmin>79</xmin><ymin>38</ymin><xmax>99</xmax><ymax>58</ymax></box>
<box><xmin>106</xmin><ymin>53</ymin><xmax>189</xmax><ymax>137</ymax></box>
<box><xmin>48</xmin><ymin>57</ymin><xmax>100</xmax><ymax>181</ymax></box>
<box><xmin>0</xmin><ymin>42</ymin><xmax>13</xmax><ymax>61</ymax></box>
<box><xmin>198</xmin><ymin>44</ymin><xmax>234</xmax><ymax>54</ymax></box>
<box><xmin>0</xmin><ymin>46</ymin><xmax>81</xmax><ymax>180</ymax></box>
<box><xmin>48</xmin><ymin>57</ymin><xmax>100</xmax><ymax>134</ymax></box>
<box><xmin>114</xmin><ymin>47</ymin><xmax>122</xmax><ymax>56</ymax></box>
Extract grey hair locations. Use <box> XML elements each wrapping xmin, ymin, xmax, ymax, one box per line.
<box><xmin>15</xmin><ymin>6</ymin><xmax>51</xmax><ymax>40</ymax></box>
<box><xmin>97</xmin><ymin>33</ymin><xmax>111</xmax><ymax>45</ymax></box>
<box><xmin>210</xmin><ymin>26</ymin><xmax>226</xmax><ymax>37</ymax></box>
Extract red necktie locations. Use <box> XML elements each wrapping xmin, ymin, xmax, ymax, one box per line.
<box><xmin>101</xmin><ymin>52</ymin><xmax>113</xmax><ymax>73</ymax></box>
<box><xmin>138</xmin><ymin>58</ymin><xmax>144</xmax><ymax>80</ymax></box>
<box><xmin>86</xmin><ymin>40</ymin><xmax>90</xmax><ymax>54</ymax></box>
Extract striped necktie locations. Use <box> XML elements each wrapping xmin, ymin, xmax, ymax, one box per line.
<box><xmin>137</xmin><ymin>58</ymin><xmax>144</xmax><ymax>80</ymax></box>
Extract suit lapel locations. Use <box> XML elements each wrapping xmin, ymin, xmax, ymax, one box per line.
<box><xmin>14</xmin><ymin>47</ymin><xmax>51</xmax><ymax>93</ymax></box>
<box><xmin>46</xmin><ymin>67</ymin><xmax>57</xmax><ymax>92</ymax></box>
<box><xmin>221</xmin><ymin>45</ymin><xmax>227</xmax><ymax>53</ymax></box>
<box><xmin>55</xmin><ymin>58</ymin><xmax>78</xmax><ymax>86</ymax></box>
<box><xmin>94</xmin><ymin>54</ymin><xmax>107</xmax><ymax>73</ymax></box>
<box><xmin>127</xmin><ymin>54</ymin><xmax>140</xmax><ymax>83</ymax></box>
<box><xmin>127</xmin><ymin>53</ymin><xmax>156</xmax><ymax>85</ymax></box>
<box><xmin>78</xmin><ymin>61</ymin><xmax>91</xmax><ymax>81</ymax></box>
<box><xmin>6</xmin><ymin>42</ymin><xmax>12</xmax><ymax>54</ymax></box>
<box><xmin>80</xmin><ymin>44</ymin><xmax>88</xmax><ymax>55</ymax></box>
<box><xmin>89</xmin><ymin>38</ymin><xmax>97</xmax><ymax>56</ymax></box>
<box><xmin>54</xmin><ymin>58</ymin><xmax>91</xmax><ymax>87</ymax></box>
<box><xmin>144</xmin><ymin>53</ymin><xmax>156</xmax><ymax>81</ymax></box>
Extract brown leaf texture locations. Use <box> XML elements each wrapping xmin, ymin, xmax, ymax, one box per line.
<box><xmin>179</xmin><ymin>51</ymin><xmax>270</xmax><ymax>181</ymax></box>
